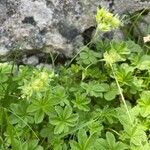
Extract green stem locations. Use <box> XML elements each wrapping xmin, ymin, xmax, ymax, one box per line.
<box><xmin>68</xmin><ymin>28</ymin><xmax>100</xmax><ymax>67</ymax></box>
<box><xmin>2</xmin><ymin>107</ymin><xmax>39</xmax><ymax>140</ymax></box>
<box><xmin>59</xmin><ymin>118</ymin><xmax>98</xmax><ymax>138</ymax></box>
<box><xmin>110</xmin><ymin>63</ymin><xmax>133</xmax><ymax>124</ymax></box>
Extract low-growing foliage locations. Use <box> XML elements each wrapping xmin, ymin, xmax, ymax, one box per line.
<box><xmin>0</xmin><ymin>7</ymin><xmax>150</xmax><ymax>150</ymax></box>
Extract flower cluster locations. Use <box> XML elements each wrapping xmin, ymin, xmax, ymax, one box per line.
<box><xmin>96</xmin><ymin>7</ymin><xmax>121</xmax><ymax>32</ymax></box>
<box><xmin>21</xmin><ymin>70</ymin><xmax>55</xmax><ymax>100</ymax></box>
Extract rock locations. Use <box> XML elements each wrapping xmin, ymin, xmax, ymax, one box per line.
<box><xmin>0</xmin><ymin>0</ymin><xmax>150</xmax><ymax>60</ymax></box>
<box><xmin>133</xmin><ymin>12</ymin><xmax>150</xmax><ymax>37</ymax></box>
<box><xmin>113</xmin><ymin>0</ymin><xmax>150</xmax><ymax>14</ymax></box>
<box><xmin>0</xmin><ymin>0</ymin><xmax>101</xmax><ymax>58</ymax></box>
<box><xmin>36</xmin><ymin>63</ymin><xmax>53</xmax><ymax>70</ymax></box>
<box><xmin>113</xmin><ymin>29</ymin><xmax>125</xmax><ymax>40</ymax></box>
<box><xmin>23</xmin><ymin>55</ymin><xmax>39</xmax><ymax>65</ymax></box>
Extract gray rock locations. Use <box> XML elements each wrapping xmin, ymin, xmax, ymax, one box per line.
<box><xmin>133</xmin><ymin>12</ymin><xmax>150</xmax><ymax>37</ymax></box>
<box><xmin>0</xmin><ymin>0</ymin><xmax>150</xmax><ymax>59</ymax></box>
<box><xmin>113</xmin><ymin>0</ymin><xmax>150</xmax><ymax>14</ymax></box>
<box><xmin>23</xmin><ymin>55</ymin><xmax>39</xmax><ymax>65</ymax></box>
<box><xmin>113</xmin><ymin>29</ymin><xmax>125</xmax><ymax>40</ymax></box>
<box><xmin>36</xmin><ymin>63</ymin><xmax>53</xmax><ymax>70</ymax></box>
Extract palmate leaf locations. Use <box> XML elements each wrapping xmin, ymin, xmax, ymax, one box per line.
<box><xmin>136</xmin><ymin>55</ymin><xmax>150</xmax><ymax>70</ymax></box>
<box><xmin>110</xmin><ymin>41</ymin><xmax>130</xmax><ymax>55</ymax></box>
<box><xmin>82</xmin><ymin>67</ymin><xmax>105</xmax><ymax>80</ymax></box>
<box><xmin>22</xmin><ymin>140</ymin><xmax>43</xmax><ymax>150</ymax></box>
<box><xmin>116</xmin><ymin>105</ymin><xmax>140</xmax><ymax>128</ymax></box>
<box><xmin>126</xmin><ymin>40</ymin><xmax>142</xmax><ymax>53</ymax></box>
<box><xmin>120</xmin><ymin>125</ymin><xmax>148</xmax><ymax>147</ymax></box>
<box><xmin>70</xmin><ymin>129</ymin><xmax>96</xmax><ymax>150</ymax></box>
<box><xmin>9</xmin><ymin>101</ymin><xmax>33</xmax><ymax>127</ymax></box>
<box><xmin>88</xmin><ymin>121</ymin><xmax>103</xmax><ymax>135</ymax></box>
<box><xmin>8</xmin><ymin>139</ymin><xmax>43</xmax><ymax>150</ymax></box>
<box><xmin>130</xmin><ymin>143</ymin><xmax>150</xmax><ymax>150</ymax></box>
<box><xmin>81</xmin><ymin>81</ymin><xmax>108</xmax><ymax>97</ymax></box>
<box><xmin>0</xmin><ymin>63</ymin><xmax>17</xmax><ymax>82</ymax></box>
<box><xmin>94</xmin><ymin>106</ymin><xmax>117</xmax><ymax>124</ymax></box>
<box><xmin>72</xmin><ymin>93</ymin><xmax>91</xmax><ymax>111</ymax></box>
<box><xmin>79</xmin><ymin>46</ymin><xmax>101</xmax><ymax>65</ymax></box>
<box><xmin>138</xmin><ymin>91</ymin><xmax>150</xmax><ymax>117</ymax></box>
<box><xmin>50</xmin><ymin>105</ymin><xmax>78</xmax><ymax>134</ymax></box>
<box><xmin>104</xmin><ymin>41</ymin><xmax>130</xmax><ymax>65</ymax></box>
<box><xmin>51</xmin><ymin>85</ymin><xmax>69</xmax><ymax>106</ymax></box>
<box><xmin>115</xmin><ymin>66</ymin><xmax>133</xmax><ymax>86</ymax></box>
<box><xmin>116</xmin><ymin>105</ymin><xmax>148</xmax><ymax>147</ymax></box>
<box><xmin>94</xmin><ymin>132</ymin><xmax>127</xmax><ymax>150</ymax></box>
<box><xmin>104</xmin><ymin>90</ymin><xmax>117</xmax><ymax>101</ymax></box>
<box><xmin>27</xmin><ymin>97</ymin><xmax>54</xmax><ymax>124</ymax></box>
<box><xmin>104</xmin><ymin>82</ymin><xmax>119</xmax><ymax>101</ymax></box>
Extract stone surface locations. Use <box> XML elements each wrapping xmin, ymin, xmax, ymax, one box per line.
<box><xmin>113</xmin><ymin>0</ymin><xmax>150</xmax><ymax>14</ymax></box>
<box><xmin>133</xmin><ymin>12</ymin><xmax>150</xmax><ymax>37</ymax></box>
<box><xmin>0</xmin><ymin>0</ymin><xmax>150</xmax><ymax>60</ymax></box>
<box><xmin>23</xmin><ymin>55</ymin><xmax>39</xmax><ymax>65</ymax></box>
<box><xmin>36</xmin><ymin>63</ymin><xmax>53</xmax><ymax>70</ymax></box>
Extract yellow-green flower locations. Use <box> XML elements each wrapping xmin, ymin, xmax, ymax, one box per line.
<box><xmin>96</xmin><ymin>8</ymin><xmax>109</xmax><ymax>24</ymax></box>
<box><xmin>40</xmin><ymin>72</ymin><xmax>49</xmax><ymax>81</ymax></box>
<box><xmin>104</xmin><ymin>51</ymin><xmax>123</xmax><ymax>64</ymax></box>
<box><xmin>96</xmin><ymin>7</ymin><xmax>121</xmax><ymax>32</ymax></box>
<box><xmin>97</xmin><ymin>24</ymin><xmax>111</xmax><ymax>32</ymax></box>
<box><xmin>111</xmin><ymin>15</ymin><xmax>121</xmax><ymax>28</ymax></box>
<box><xmin>20</xmin><ymin>70</ymin><xmax>55</xmax><ymax>100</ymax></box>
<box><xmin>31</xmin><ymin>79</ymin><xmax>44</xmax><ymax>91</ymax></box>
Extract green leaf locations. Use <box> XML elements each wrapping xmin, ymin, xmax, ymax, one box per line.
<box><xmin>70</xmin><ymin>141</ymin><xmax>81</xmax><ymax>150</ymax></box>
<box><xmin>22</xmin><ymin>140</ymin><xmax>43</xmax><ymax>150</ymax></box>
<box><xmin>50</xmin><ymin>105</ymin><xmax>78</xmax><ymax>134</ymax></box>
<box><xmin>138</xmin><ymin>91</ymin><xmax>150</xmax><ymax>117</ymax></box>
<box><xmin>136</xmin><ymin>55</ymin><xmax>150</xmax><ymax>70</ymax></box>
<box><xmin>95</xmin><ymin>132</ymin><xmax>127</xmax><ymax>150</ymax></box>
<box><xmin>126</xmin><ymin>40</ymin><xmax>142</xmax><ymax>53</ymax></box>
<box><xmin>9</xmin><ymin>101</ymin><xmax>33</xmax><ymax>127</ymax></box>
<box><xmin>34</xmin><ymin>110</ymin><xmax>45</xmax><ymax>124</ymax></box>
<box><xmin>70</xmin><ymin>129</ymin><xmax>96</xmax><ymax>150</ymax></box>
<box><xmin>104</xmin><ymin>90</ymin><xmax>117</xmax><ymax>101</ymax></box>
<box><xmin>79</xmin><ymin>47</ymin><xmax>101</xmax><ymax>65</ymax></box>
<box><xmin>111</xmin><ymin>41</ymin><xmax>130</xmax><ymax>55</ymax></box>
<box><xmin>78</xmin><ymin>129</ymin><xmax>88</xmax><ymax>146</ymax></box>
<box><xmin>95</xmin><ymin>106</ymin><xmax>117</xmax><ymax>124</ymax></box>
<box><xmin>63</xmin><ymin>105</ymin><xmax>72</xmax><ymax>119</ymax></box>
<box><xmin>72</xmin><ymin>93</ymin><xmax>91</xmax><ymax>111</ymax></box>
<box><xmin>120</xmin><ymin>125</ymin><xmax>147</xmax><ymax>147</ymax></box>
<box><xmin>88</xmin><ymin>121</ymin><xmax>103</xmax><ymax>135</ymax></box>
<box><xmin>116</xmin><ymin>66</ymin><xmax>133</xmax><ymax>86</ymax></box>
<box><xmin>51</xmin><ymin>85</ymin><xmax>69</xmax><ymax>105</ymax></box>
<box><xmin>104</xmin><ymin>83</ymin><xmax>119</xmax><ymax>101</ymax></box>
<box><xmin>81</xmin><ymin>81</ymin><xmax>109</xmax><ymax>97</ymax></box>
<box><xmin>106</xmin><ymin>132</ymin><xmax>116</xmax><ymax>147</ymax></box>
<box><xmin>27</xmin><ymin>98</ymin><xmax>53</xmax><ymax>123</ymax></box>
<box><xmin>94</xmin><ymin>138</ymin><xmax>107</xmax><ymax>150</ymax></box>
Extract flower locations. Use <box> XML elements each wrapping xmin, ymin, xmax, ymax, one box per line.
<box><xmin>97</xmin><ymin>23</ymin><xmax>111</xmax><ymax>32</ymax></box>
<box><xmin>20</xmin><ymin>70</ymin><xmax>55</xmax><ymax>100</ymax></box>
<box><xmin>111</xmin><ymin>15</ymin><xmax>121</xmax><ymax>28</ymax></box>
<box><xmin>31</xmin><ymin>79</ymin><xmax>44</xmax><ymax>91</ymax></box>
<box><xmin>96</xmin><ymin>7</ymin><xmax>121</xmax><ymax>32</ymax></box>
<box><xmin>40</xmin><ymin>72</ymin><xmax>49</xmax><ymax>81</ymax></box>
